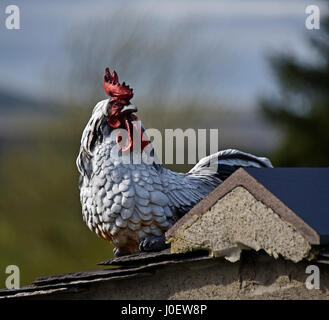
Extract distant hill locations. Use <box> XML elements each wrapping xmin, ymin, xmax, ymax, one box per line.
<box><xmin>0</xmin><ymin>88</ymin><xmax>63</xmax><ymax>151</ymax></box>
<box><xmin>0</xmin><ymin>88</ymin><xmax>58</xmax><ymax>114</ymax></box>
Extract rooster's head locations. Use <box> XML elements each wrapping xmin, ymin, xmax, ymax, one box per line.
<box><xmin>104</xmin><ymin>67</ymin><xmax>137</xmax><ymax>126</ymax></box>
<box><xmin>104</xmin><ymin>68</ymin><xmax>148</xmax><ymax>152</ymax></box>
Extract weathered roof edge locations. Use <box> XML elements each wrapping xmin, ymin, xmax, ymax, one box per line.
<box><xmin>165</xmin><ymin>168</ymin><xmax>320</xmax><ymax>245</ymax></box>
<box><xmin>0</xmin><ymin>250</ymin><xmax>213</xmax><ymax>299</ymax></box>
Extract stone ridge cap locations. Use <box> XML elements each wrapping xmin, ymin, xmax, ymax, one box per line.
<box><xmin>165</xmin><ymin>168</ymin><xmax>320</xmax><ymax>245</ymax></box>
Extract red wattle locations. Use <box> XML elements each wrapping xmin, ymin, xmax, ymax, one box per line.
<box><xmin>108</xmin><ymin>111</ymin><xmax>150</xmax><ymax>152</ymax></box>
<box><xmin>122</xmin><ymin>118</ymin><xmax>133</xmax><ymax>152</ymax></box>
<box><xmin>108</xmin><ymin>116</ymin><xmax>121</xmax><ymax>129</ymax></box>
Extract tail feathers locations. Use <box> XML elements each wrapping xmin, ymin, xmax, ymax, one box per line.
<box><xmin>188</xmin><ymin>149</ymin><xmax>273</xmax><ymax>179</ymax></box>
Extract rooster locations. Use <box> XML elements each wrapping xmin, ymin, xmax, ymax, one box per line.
<box><xmin>77</xmin><ymin>68</ymin><xmax>273</xmax><ymax>256</ymax></box>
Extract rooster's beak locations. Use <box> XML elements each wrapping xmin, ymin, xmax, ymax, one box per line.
<box><xmin>121</xmin><ymin>104</ymin><xmax>138</xmax><ymax>113</ymax></box>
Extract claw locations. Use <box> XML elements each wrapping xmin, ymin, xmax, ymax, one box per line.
<box><xmin>139</xmin><ymin>236</ymin><xmax>168</xmax><ymax>252</ymax></box>
<box><xmin>113</xmin><ymin>247</ymin><xmax>129</xmax><ymax>257</ymax></box>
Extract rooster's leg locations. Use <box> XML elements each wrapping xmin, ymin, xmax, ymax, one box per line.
<box><xmin>139</xmin><ymin>235</ymin><xmax>169</xmax><ymax>252</ymax></box>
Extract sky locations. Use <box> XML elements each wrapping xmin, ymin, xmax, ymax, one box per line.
<box><xmin>0</xmin><ymin>0</ymin><xmax>326</xmax><ymax>109</ymax></box>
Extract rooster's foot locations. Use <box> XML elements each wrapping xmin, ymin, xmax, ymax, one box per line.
<box><xmin>139</xmin><ymin>236</ymin><xmax>169</xmax><ymax>252</ymax></box>
<box><xmin>113</xmin><ymin>247</ymin><xmax>130</xmax><ymax>257</ymax></box>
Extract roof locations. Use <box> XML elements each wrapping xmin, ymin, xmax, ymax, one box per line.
<box><xmin>1</xmin><ymin>248</ymin><xmax>328</xmax><ymax>299</ymax></box>
<box><xmin>166</xmin><ymin>168</ymin><xmax>329</xmax><ymax>245</ymax></box>
<box><xmin>0</xmin><ymin>249</ymin><xmax>211</xmax><ymax>299</ymax></box>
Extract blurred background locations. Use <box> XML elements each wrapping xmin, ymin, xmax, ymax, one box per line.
<box><xmin>0</xmin><ymin>0</ymin><xmax>328</xmax><ymax>287</ymax></box>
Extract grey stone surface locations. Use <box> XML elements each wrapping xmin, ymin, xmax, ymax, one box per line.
<box><xmin>169</xmin><ymin>187</ymin><xmax>312</xmax><ymax>263</ymax></box>
<box><xmin>9</xmin><ymin>252</ymin><xmax>329</xmax><ymax>300</ymax></box>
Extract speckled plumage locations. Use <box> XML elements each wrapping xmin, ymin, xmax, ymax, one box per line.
<box><xmin>77</xmin><ymin>99</ymin><xmax>273</xmax><ymax>255</ymax></box>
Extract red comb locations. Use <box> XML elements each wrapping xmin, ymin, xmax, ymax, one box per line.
<box><xmin>104</xmin><ymin>67</ymin><xmax>133</xmax><ymax>101</ymax></box>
